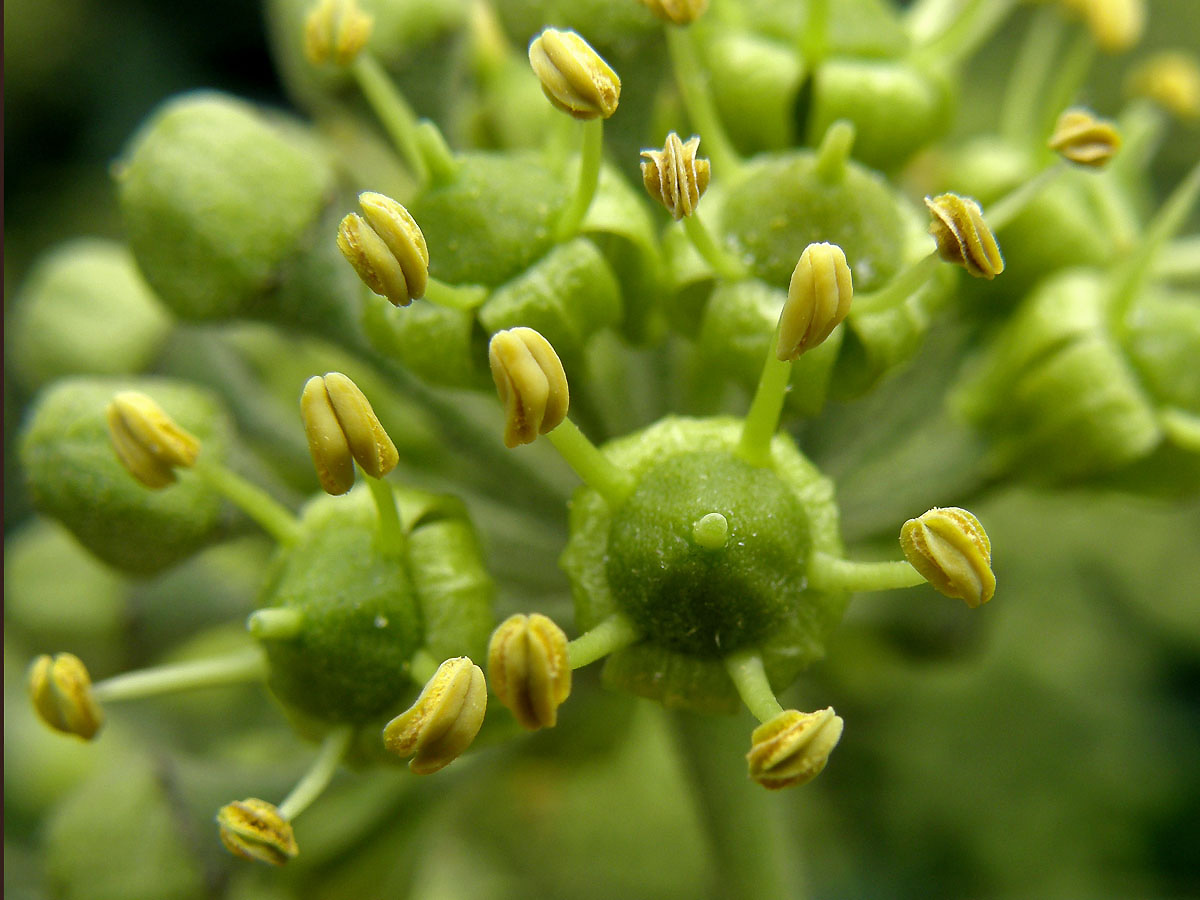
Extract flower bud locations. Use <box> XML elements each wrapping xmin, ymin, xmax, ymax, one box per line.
<box><xmin>488</xmin><ymin>327</ymin><xmax>570</xmax><ymax>448</ymax></box>
<box><xmin>106</xmin><ymin>391</ymin><xmax>201</xmax><ymax>489</ymax></box>
<box><xmin>216</xmin><ymin>798</ymin><xmax>298</xmax><ymax>866</ymax></box>
<box><xmin>747</xmin><ymin>707</ymin><xmax>844</xmax><ymax>790</ymax></box>
<box><xmin>1049</xmin><ymin>108</ymin><xmax>1121</xmax><ymax>167</ymax></box>
<box><xmin>640</xmin><ymin>132</ymin><xmax>711</xmax><ymax>221</ymax></box>
<box><xmin>925</xmin><ymin>193</ymin><xmax>1004</xmax><ymax>280</ymax></box>
<box><xmin>1127</xmin><ymin>51</ymin><xmax>1200</xmax><ymax>120</ymax></box>
<box><xmin>304</xmin><ymin>0</ymin><xmax>373</xmax><ymax>66</ymax></box>
<box><xmin>28</xmin><ymin>653</ymin><xmax>104</xmax><ymax>740</ymax></box>
<box><xmin>488</xmin><ymin>613</ymin><xmax>572</xmax><ymax>730</ymax></box>
<box><xmin>337</xmin><ymin>192</ymin><xmax>430</xmax><ymax>307</ymax></box>
<box><xmin>638</xmin><ymin>0</ymin><xmax>708</xmax><ymax>25</ymax></box>
<box><xmin>528</xmin><ymin>28</ymin><xmax>621</xmax><ymax>120</ymax></box>
<box><xmin>383</xmin><ymin>657</ymin><xmax>487</xmax><ymax>774</ymax></box>
<box><xmin>900</xmin><ymin>507</ymin><xmax>996</xmax><ymax>608</ymax></box>
<box><xmin>300</xmin><ymin>373</ymin><xmax>398</xmax><ymax>495</ymax></box>
<box><xmin>777</xmin><ymin>242</ymin><xmax>854</xmax><ymax>360</ymax></box>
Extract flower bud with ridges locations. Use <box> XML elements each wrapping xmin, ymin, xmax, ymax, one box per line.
<box><xmin>641</xmin><ymin>132</ymin><xmax>711</xmax><ymax>221</ymax></box>
<box><xmin>900</xmin><ymin>507</ymin><xmax>996</xmax><ymax>607</ymax></box>
<box><xmin>528</xmin><ymin>28</ymin><xmax>621</xmax><ymax>121</ymax></box>
<box><xmin>747</xmin><ymin>707</ymin><xmax>844</xmax><ymax>790</ymax></box>
<box><xmin>106</xmin><ymin>391</ymin><xmax>200</xmax><ymax>489</ymax></box>
<box><xmin>216</xmin><ymin>798</ymin><xmax>298</xmax><ymax>866</ymax></box>
<box><xmin>488</xmin><ymin>613</ymin><xmax>572</xmax><ymax>730</ymax></box>
<box><xmin>488</xmin><ymin>327</ymin><xmax>570</xmax><ymax>448</ymax></box>
<box><xmin>28</xmin><ymin>653</ymin><xmax>104</xmax><ymax>740</ymax></box>
<box><xmin>383</xmin><ymin>657</ymin><xmax>488</xmax><ymax>774</ymax></box>
<box><xmin>1049</xmin><ymin>108</ymin><xmax>1121</xmax><ymax>167</ymax></box>
<box><xmin>925</xmin><ymin>193</ymin><xmax>1004</xmax><ymax>280</ymax></box>
<box><xmin>337</xmin><ymin>193</ymin><xmax>429</xmax><ymax>307</ymax></box>
<box><xmin>777</xmin><ymin>242</ymin><xmax>854</xmax><ymax>361</ymax></box>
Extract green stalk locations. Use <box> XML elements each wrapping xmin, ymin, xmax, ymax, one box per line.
<box><xmin>807</xmin><ymin>552</ymin><xmax>927</xmax><ymax>593</ymax></box>
<box><xmin>546</xmin><ymin>419</ymin><xmax>635</xmax><ymax>506</ymax></box>
<box><xmin>278</xmin><ymin>726</ymin><xmax>354</xmax><ymax>822</ymax></box>
<box><xmin>92</xmin><ymin>649</ymin><xmax>267</xmax><ymax>702</ymax></box>
<box><xmin>665</xmin><ymin>26</ymin><xmax>743</xmax><ymax>180</ymax></box>
<box><xmin>191</xmin><ymin>459</ymin><xmax>301</xmax><ymax>546</ymax></box>
<box><xmin>554</xmin><ymin>118</ymin><xmax>605</xmax><ymax>241</ymax></box>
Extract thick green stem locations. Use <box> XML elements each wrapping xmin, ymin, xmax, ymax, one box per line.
<box><xmin>808</xmin><ymin>552</ymin><xmax>927</xmax><ymax>593</ymax></box>
<box><xmin>1000</xmin><ymin>7</ymin><xmax>1064</xmax><ymax>146</ymax></box>
<box><xmin>986</xmin><ymin>161</ymin><xmax>1067</xmax><ymax>232</ymax></box>
<box><xmin>665</xmin><ymin>26</ymin><xmax>742</xmax><ymax>179</ymax></box>
<box><xmin>567</xmin><ymin>613</ymin><xmax>640</xmax><ymax>669</ymax></box>
<box><xmin>546</xmin><ymin>418</ymin><xmax>635</xmax><ymax>506</ymax></box>
<box><xmin>555</xmin><ymin>118</ymin><xmax>605</xmax><ymax>241</ymax></box>
<box><xmin>724</xmin><ymin>650</ymin><xmax>784</xmax><ymax>723</ymax></box>
<box><xmin>351</xmin><ymin>54</ymin><xmax>430</xmax><ymax>186</ymax></box>
<box><xmin>683</xmin><ymin>214</ymin><xmax>747</xmax><ymax>281</ymax></box>
<box><xmin>278</xmin><ymin>726</ymin><xmax>353</xmax><ymax>822</ymax></box>
<box><xmin>737</xmin><ymin>348</ymin><xmax>791</xmax><ymax>468</ymax></box>
<box><xmin>191</xmin><ymin>459</ymin><xmax>301</xmax><ymax>546</ymax></box>
<box><xmin>364</xmin><ymin>472</ymin><xmax>405</xmax><ymax>559</ymax></box>
<box><xmin>92</xmin><ymin>649</ymin><xmax>266</xmax><ymax>703</ymax></box>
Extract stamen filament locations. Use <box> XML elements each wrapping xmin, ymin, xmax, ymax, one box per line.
<box><xmin>554</xmin><ymin>118</ymin><xmax>605</xmax><ymax>241</ymax></box>
<box><xmin>852</xmin><ymin>252</ymin><xmax>941</xmax><ymax>315</ymax></box>
<box><xmin>546</xmin><ymin>418</ymin><xmax>636</xmax><ymax>506</ymax></box>
<box><xmin>277</xmin><ymin>726</ymin><xmax>354</xmax><ymax>822</ymax></box>
<box><xmin>912</xmin><ymin>0</ymin><xmax>1016</xmax><ymax>70</ymax></box>
<box><xmin>92</xmin><ymin>649</ymin><xmax>267</xmax><ymax>703</ymax></box>
<box><xmin>723</xmin><ymin>650</ymin><xmax>784</xmax><ymax>724</ymax></box>
<box><xmin>566</xmin><ymin>613</ymin><xmax>640</xmax><ymax>669</ymax></box>
<box><xmin>1038</xmin><ymin>29</ymin><xmax>1096</xmax><ymax>141</ymax></box>
<box><xmin>1000</xmin><ymin>6</ymin><xmax>1064</xmax><ymax>146</ymax></box>
<box><xmin>799</xmin><ymin>0</ymin><xmax>830</xmax><ymax>67</ymax></box>
<box><xmin>191</xmin><ymin>459</ymin><xmax>301</xmax><ymax>546</ymax></box>
<box><xmin>419</xmin><ymin>277</ymin><xmax>488</xmax><ymax>311</ymax></box>
<box><xmin>683</xmin><ymin>213</ymin><xmax>747</xmax><ymax>281</ymax></box>
<box><xmin>807</xmin><ymin>551</ymin><xmax>927</xmax><ymax>593</ymax></box>
<box><xmin>986</xmin><ymin>160</ymin><xmax>1068</xmax><ymax>232</ymax></box>
<box><xmin>363</xmin><ymin>472</ymin><xmax>405</xmax><ymax>558</ymax></box>
<box><xmin>247</xmin><ymin>608</ymin><xmax>305</xmax><ymax>641</ymax></box>
<box><xmin>665</xmin><ymin>26</ymin><xmax>742</xmax><ymax>180</ymax></box>
<box><xmin>737</xmin><ymin>347</ymin><xmax>791</xmax><ymax>468</ymax></box>
<box><xmin>351</xmin><ymin>54</ymin><xmax>430</xmax><ymax>186</ymax></box>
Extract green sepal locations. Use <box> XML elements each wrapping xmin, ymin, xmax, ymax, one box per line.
<box><xmin>19</xmin><ymin>377</ymin><xmax>236</xmax><ymax>575</ymax></box>
<box><xmin>408</xmin><ymin>515</ymin><xmax>496</xmax><ymax>665</ymax></box>
<box><xmin>1121</xmin><ymin>286</ymin><xmax>1200</xmax><ymax>413</ymax></box>
<box><xmin>704</xmin><ymin>31</ymin><xmax>805</xmax><ymax>154</ymax></box>
<box><xmin>8</xmin><ymin>239</ymin><xmax>172</xmax><ymax>391</ymax></box>
<box><xmin>363</xmin><ymin>293</ymin><xmax>485</xmax><ymax>390</ymax></box>
<box><xmin>560</xmin><ymin>417</ymin><xmax>846</xmax><ymax>713</ymax></box>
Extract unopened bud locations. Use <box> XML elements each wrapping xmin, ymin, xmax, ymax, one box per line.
<box><xmin>300</xmin><ymin>372</ymin><xmax>399</xmax><ymax>495</ymax></box>
<box><xmin>217</xmin><ymin>798</ymin><xmax>298</xmax><ymax>866</ymax></box>
<box><xmin>900</xmin><ymin>507</ymin><xmax>996</xmax><ymax>608</ymax></box>
<box><xmin>925</xmin><ymin>193</ymin><xmax>1004</xmax><ymax>280</ymax></box>
<box><xmin>106</xmin><ymin>391</ymin><xmax>200</xmax><ymax>489</ymax></box>
<box><xmin>1049</xmin><ymin>108</ymin><xmax>1121</xmax><ymax>167</ymax></box>
<box><xmin>488</xmin><ymin>613</ymin><xmax>572</xmax><ymax>730</ymax></box>
<box><xmin>337</xmin><ymin>192</ymin><xmax>429</xmax><ymax>307</ymax></box>
<box><xmin>304</xmin><ymin>0</ymin><xmax>373</xmax><ymax>66</ymax></box>
<box><xmin>1127</xmin><ymin>52</ymin><xmax>1200</xmax><ymax>120</ymax></box>
<box><xmin>641</xmin><ymin>133</ymin><xmax>711</xmax><ymax>221</ymax></box>
<box><xmin>638</xmin><ymin>0</ymin><xmax>708</xmax><ymax>25</ymax></box>
<box><xmin>777</xmin><ymin>242</ymin><xmax>854</xmax><ymax>360</ymax></box>
<box><xmin>528</xmin><ymin>28</ymin><xmax>621</xmax><ymax>120</ymax></box>
<box><xmin>383</xmin><ymin>657</ymin><xmax>487</xmax><ymax>774</ymax></box>
<box><xmin>28</xmin><ymin>653</ymin><xmax>104</xmax><ymax>740</ymax></box>
<box><xmin>747</xmin><ymin>707</ymin><xmax>844</xmax><ymax>790</ymax></box>
<box><xmin>488</xmin><ymin>327</ymin><xmax>570</xmax><ymax>448</ymax></box>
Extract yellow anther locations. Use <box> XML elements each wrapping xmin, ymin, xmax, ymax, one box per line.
<box><xmin>217</xmin><ymin>798</ymin><xmax>298</xmax><ymax>866</ymax></box>
<box><xmin>106</xmin><ymin>391</ymin><xmax>201</xmax><ymax>489</ymax></box>
<box><xmin>637</xmin><ymin>0</ymin><xmax>709</xmax><ymax>25</ymax></box>
<box><xmin>640</xmin><ymin>132</ymin><xmax>711</xmax><ymax>221</ymax></box>
<box><xmin>924</xmin><ymin>193</ymin><xmax>1005</xmax><ymax>280</ymax></box>
<box><xmin>900</xmin><ymin>507</ymin><xmax>996</xmax><ymax>608</ymax></box>
<box><xmin>28</xmin><ymin>653</ymin><xmax>104</xmax><ymax>740</ymax></box>
<box><xmin>488</xmin><ymin>327</ymin><xmax>570</xmax><ymax>448</ymax></box>
<box><xmin>1049</xmin><ymin>108</ymin><xmax>1122</xmax><ymax>167</ymax></box>
<box><xmin>382</xmin><ymin>657</ymin><xmax>488</xmax><ymax>774</ymax></box>
<box><xmin>303</xmin><ymin>0</ymin><xmax>373</xmax><ymax>66</ymax></box>
<box><xmin>300</xmin><ymin>372</ymin><xmax>398</xmax><ymax>495</ymax></box>
<box><xmin>747</xmin><ymin>707</ymin><xmax>844</xmax><ymax>790</ymax></box>
<box><xmin>1127</xmin><ymin>52</ymin><xmax>1200</xmax><ymax>120</ymax></box>
<box><xmin>487</xmin><ymin>613</ymin><xmax>572</xmax><ymax>731</ymax></box>
<box><xmin>337</xmin><ymin>192</ymin><xmax>429</xmax><ymax>307</ymax></box>
<box><xmin>1071</xmin><ymin>0</ymin><xmax>1145</xmax><ymax>53</ymax></box>
<box><xmin>777</xmin><ymin>242</ymin><xmax>854</xmax><ymax>360</ymax></box>
<box><xmin>528</xmin><ymin>28</ymin><xmax>621</xmax><ymax>120</ymax></box>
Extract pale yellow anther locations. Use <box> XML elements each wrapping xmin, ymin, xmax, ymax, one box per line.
<box><xmin>1074</xmin><ymin>0</ymin><xmax>1145</xmax><ymax>53</ymax></box>
<box><xmin>300</xmin><ymin>373</ymin><xmax>398</xmax><ymax>495</ymax></box>
<box><xmin>640</xmin><ymin>133</ymin><xmax>711</xmax><ymax>221</ymax></box>
<box><xmin>747</xmin><ymin>707</ymin><xmax>844</xmax><ymax>790</ymax></box>
<box><xmin>777</xmin><ymin>242</ymin><xmax>854</xmax><ymax>360</ymax></box>
<box><xmin>488</xmin><ymin>327</ymin><xmax>570</xmax><ymax>448</ymax></box>
<box><xmin>900</xmin><ymin>507</ymin><xmax>996</xmax><ymax>608</ymax></box>
<box><xmin>528</xmin><ymin>28</ymin><xmax>621</xmax><ymax>120</ymax></box>
<box><xmin>1049</xmin><ymin>108</ymin><xmax>1122</xmax><ymax>167</ymax></box>
<box><xmin>638</xmin><ymin>0</ymin><xmax>709</xmax><ymax>25</ymax></box>
<box><xmin>924</xmin><ymin>193</ymin><xmax>1005</xmax><ymax>280</ymax></box>
<box><xmin>28</xmin><ymin>653</ymin><xmax>104</xmax><ymax>740</ymax></box>
<box><xmin>337</xmin><ymin>193</ymin><xmax>429</xmax><ymax>307</ymax></box>
<box><xmin>217</xmin><ymin>798</ymin><xmax>298</xmax><ymax>866</ymax></box>
<box><xmin>303</xmin><ymin>0</ymin><xmax>373</xmax><ymax>66</ymax></box>
<box><xmin>1127</xmin><ymin>52</ymin><xmax>1200</xmax><ymax>120</ymax></box>
<box><xmin>106</xmin><ymin>391</ymin><xmax>201</xmax><ymax>490</ymax></box>
<box><xmin>487</xmin><ymin>613</ymin><xmax>572</xmax><ymax>731</ymax></box>
<box><xmin>382</xmin><ymin>657</ymin><xmax>488</xmax><ymax>774</ymax></box>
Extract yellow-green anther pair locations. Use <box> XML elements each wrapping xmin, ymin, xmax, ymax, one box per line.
<box><xmin>1049</xmin><ymin>108</ymin><xmax>1121</xmax><ymax>167</ymax></box>
<box><xmin>1127</xmin><ymin>52</ymin><xmax>1200</xmax><ymax>120</ymax></box>
<box><xmin>1051</xmin><ymin>0</ymin><xmax>1145</xmax><ymax>53</ymax></box>
<box><xmin>217</xmin><ymin>799</ymin><xmax>298</xmax><ymax>866</ymax></box>
<box><xmin>28</xmin><ymin>652</ymin><xmax>103</xmax><ymax>740</ymax></box>
<box><xmin>925</xmin><ymin>193</ymin><xmax>1005</xmax><ymax>280</ymax></box>
<box><xmin>528</xmin><ymin>28</ymin><xmax>621</xmax><ymax>120</ymax></box>
<box><xmin>638</xmin><ymin>0</ymin><xmax>708</xmax><ymax>25</ymax></box>
<box><xmin>489</xmin><ymin>327</ymin><xmax>570</xmax><ymax>448</ymax></box>
<box><xmin>488</xmin><ymin>613</ymin><xmax>572</xmax><ymax>730</ymax></box>
<box><xmin>747</xmin><ymin>707</ymin><xmax>844</xmax><ymax>790</ymax></box>
<box><xmin>641</xmin><ymin>132</ymin><xmax>711</xmax><ymax>221</ymax></box>
<box><xmin>337</xmin><ymin>192</ymin><xmax>429</xmax><ymax>308</ymax></box>
<box><xmin>901</xmin><ymin>507</ymin><xmax>996</xmax><ymax>608</ymax></box>
<box><xmin>303</xmin><ymin>0</ymin><xmax>372</xmax><ymax>66</ymax></box>
<box><xmin>383</xmin><ymin>657</ymin><xmax>488</xmax><ymax>774</ymax></box>
<box><xmin>777</xmin><ymin>242</ymin><xmax>854</xmax><ymax>360</ymax></box>
<box><xmin>300</xmin><ymin>372</ymin><xmax>399</xmax><ymax>495</ymax></box>
<box><xmin>106</xmin><ymin>391</ymin><xmax>200</xmax><ymax>489</ymax></box>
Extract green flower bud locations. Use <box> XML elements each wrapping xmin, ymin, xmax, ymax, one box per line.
<box><xmin>19</xmin><ymin>378</ymin><xmax>234</xmax><ymax>574</ymax></box>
